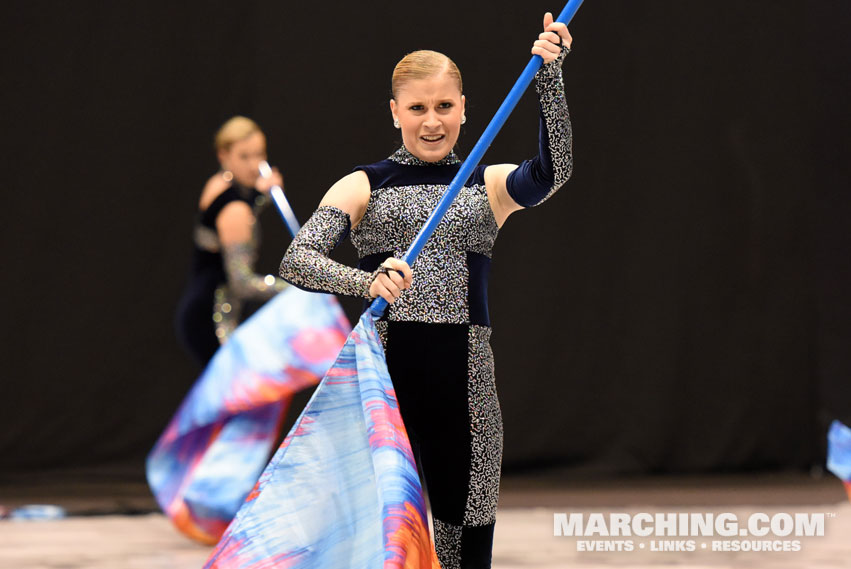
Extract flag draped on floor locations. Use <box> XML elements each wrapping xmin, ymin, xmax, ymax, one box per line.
<box><xmin>147</xmin><ymin>288</ymin><xmax>350</xmax><ymax>544</ymax></box>
<box><xmin>204</xmin><ymin>311</ymin><xmax>438</xmax><ymax>569</ymax></box>
<box><xmin>827</xmin><ymin>420</ymin><xmax>851</xmax><ymax>502</ymax></box>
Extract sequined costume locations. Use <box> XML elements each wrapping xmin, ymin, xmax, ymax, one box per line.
<box><xmin>280</xmin><ymin>49</ymin><xmax>572</xmax><ymax>569</ymax></box>
<box><xmin>176</xmin><ymin>184</ymin><xmax>287</xmax><ymax>365</ymax></box>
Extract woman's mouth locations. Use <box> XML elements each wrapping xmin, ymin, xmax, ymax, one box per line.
<box><xmin>420</xmin><ymin>134</ymin><xmax>445</xmax><ymax>144</ymax></box>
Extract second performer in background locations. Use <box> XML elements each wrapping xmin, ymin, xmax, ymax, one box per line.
<box><xmin>176</xmin><ymin>116</ymin><xmax>288</xmax><ymax>366</ymax></box>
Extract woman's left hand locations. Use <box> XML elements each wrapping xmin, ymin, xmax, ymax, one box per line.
<box><xmin>256</xmin><ymin>166</ymin><xmax>284</xmax><ymax>193</ymax></box>
<box><xmin>531</xmin><ymin>11</ymin><xmax>572</xmax><ymax>63</ymax></box>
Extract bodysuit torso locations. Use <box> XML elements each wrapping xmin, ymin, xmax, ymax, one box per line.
<box><xmin>277</xmin><ymin>47</ymin><xmax>572</xmax><ymax>568</ymax></box>
<box><xmin>342</xmin><ymin>146</ymin><xmax>505</xmax><ymax>567</ymax></box>
<box><xmin>352</xmin><ymin>147</ymin><xmax>498</xmax><ymax>327</ymax></box>
<box><xmin>175</xmin><ymin>185</ymin><xmax>267</xmax><ymax>365</ymax></box>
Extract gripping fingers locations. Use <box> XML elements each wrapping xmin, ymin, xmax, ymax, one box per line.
<box><xmin>369</xmin><ymin>257</ymin><xmax>413</xmax><ymax>303</ymax></box>
<box><xmin>549</xmin><ymin>27</ymin><xmax>571</xmax><ymax>49</ymax></box>
<box><xmin>386</xmin><ymin>270</ymin><xmax>408</xmax><ymax>292</ymax></box>
<box><xmin>532</xmin><ymin>41</ymin><xmax>560</xmax><ymax>63</ymax></box>
<box><xmin>542</xmin><ymin>11</ymin><xmax>571</xmax><ymax>49</ymax></box>
<box><xmin>381</xmin><ymin>258</ymin><xmax>413</xmax><ymax>287</ymax></box>
<box><xmin>375</xmin><ymin>282</ymin><xmax>397</xmax><ymax>304</ymax></box>
<box><xmin>541</xmin><ymin>30</ymin><xmax>562</xmax><ymax>46</ymax></box>
<box><xmin>369</xmin><ymin>275</ymin><xmax>399</xmax><ymax>303</ymax></box>
<box><xmin>535</xmin><ymin>36</ymin><xmax>561</xmax><ymax>54</ymax></box>
<box><xmin>379</xmin><ymin>273</ymin><xmax>402</xmax><ymax>298</ymax></box>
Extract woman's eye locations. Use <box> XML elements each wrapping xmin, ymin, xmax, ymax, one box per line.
<box><xmin>439</xmin><ymin>102</ymin><xmax>453</xmax><ymax>109</ymax></box>
<box><xmin>410</xmin><ymin>105</ymin><xmax>424</xmax><ymax>111</ymax></box>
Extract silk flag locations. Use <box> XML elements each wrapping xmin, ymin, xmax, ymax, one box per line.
<box><xmin>203</xmin><ymin>1</ymin><xmax>585</xmax><ymax>563</ymax></box>
<box><xmin>147</xmin><ymin>287</ymin><xmax>350</xmax><ymax>544</ymax></box>
<box><xmin>203</xmin><ymin>311</ymin><xmax>438</xmax><ymax>569</ymax></box>
<box><xmin>827</xmin><ymin>420</ymin><xmax>851</xmax><ymax>502</ymax></box>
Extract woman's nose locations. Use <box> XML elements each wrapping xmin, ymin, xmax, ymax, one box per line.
<box><xmin>423</xmin><ymin>110</ymin><xmax>441</xmax><ymax>128</ymax></box>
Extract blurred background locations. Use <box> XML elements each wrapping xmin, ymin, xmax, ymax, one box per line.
<box><xmin>0</xmin><ymin>0</ymin><xmax>848</xmax><ymax>501</ymax></box>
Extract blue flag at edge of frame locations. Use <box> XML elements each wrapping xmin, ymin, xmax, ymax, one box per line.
<box><xmin>827</xmin><ymin>420</ymin><xmax>851</xmax><ymax>502</ymax></box>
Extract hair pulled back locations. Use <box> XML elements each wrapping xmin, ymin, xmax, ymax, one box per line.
<box><xmin>214</xmin><ymin>116</ymin><xmax>262</xmax><ymax>152</ymax></box>
<box><xmin>391</xmin><ymin>50</ymin><xmax>463</xmax><ymax>99</ymax></box>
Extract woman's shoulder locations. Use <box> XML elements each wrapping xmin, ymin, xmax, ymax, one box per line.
<box><xmin>198</xmin><ymin>175</ymin><xmax>257</xmax><ymax>226</ymax></box>
<box><xmin>351</xmin><ymin>157</ymin><xmax>395</xmax><ymax>189</ymax></box>
<box><xmin>310</xmin><ymin>169</ymin><xmax>370</xmax><ymax>229</ymax></box>
<box><xmin>319</xmin><ymin>170</ymin><xmax>370</xmax><ymax>209</ymax></box>
<box><xmin>198</xmin><ymin>173</ymin><xmax>233</xmax><ymax>210</ymax></box>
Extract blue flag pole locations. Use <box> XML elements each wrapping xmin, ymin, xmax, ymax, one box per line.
<box><xmin>259</xmin><ymin>160</ymin><xmax>301</xmax><ymax>238</ymax></box>
<box><xmin>369</xmin><ymin>0</ymin><xmax>584</xmax><ymax>318</ymax></box>
<box><xmin>203</xmin><ymin>3</ymin><xmax>589</xmax><ymax>564</ymax></box>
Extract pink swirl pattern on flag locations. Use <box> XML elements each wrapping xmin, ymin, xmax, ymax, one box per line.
<box><xmin>204</xmin><ymin>312</ymin><xmax>439</xmax><ymax>569</ymax></box>
<box><xmin>147</xmin><ymin>288</ymin><xmax>350</xmax><ymax>544</ymax></box>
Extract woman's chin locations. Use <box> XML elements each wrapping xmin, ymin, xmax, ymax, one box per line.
<box><xmin>235</xmin><ymin>175</ymin><xmax>259</xmax><ymax>188</ymax></box>
<box><xmin>412</xmin><ymin>142</ymin><xmax>451</xmax><ymax>163</ymax></box>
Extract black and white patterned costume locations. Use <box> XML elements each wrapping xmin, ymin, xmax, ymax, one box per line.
<box><xmin>280</xmin><ymin>47</ymin><xmax>572</xmax><ymax>569</ymax></box>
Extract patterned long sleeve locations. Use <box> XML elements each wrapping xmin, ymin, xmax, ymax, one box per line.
<box><xmin>279</xmin><ymin>205</ymin><xmax>375</xmax><ymax>298</ymax></box>
<box><xmin>222</xmin><ymin>242</ymin><xmax>288</xmax><ymax>300</ymax></box>
<box><xmin>506</xmin><ymin>44</ymin><xmax>574</xmax><ymax>207</ymax></box>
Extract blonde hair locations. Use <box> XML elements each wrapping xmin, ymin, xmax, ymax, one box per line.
<box><xmin>391</xmin><ymin>50</ymin><xmax>463</xmax><ymax>98</ymax></box>
<box><xmin>214</xmin><ymin>116</ymin><xmax>262</xmax><ymax>151</ymax></box>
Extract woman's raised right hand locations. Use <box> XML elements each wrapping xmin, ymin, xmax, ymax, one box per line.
<box><xmin>369</xmin><ymin>257</ymin><xmax>413</xmax><ymax>303</ymax></box>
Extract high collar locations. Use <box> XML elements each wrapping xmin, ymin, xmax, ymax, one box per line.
<box><xmin>388</xmin><ymin>145</ymin><xmax>461</xmax><ymax>166</ymax></box>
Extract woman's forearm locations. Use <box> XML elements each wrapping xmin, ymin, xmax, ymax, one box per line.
<box><xmin>222</xmin><ymin>242</ymin><xmax>288</xmax><ymax>300</ymax></box>
<box><xmin>506</xmin><ymin>45</ymin><xmax>574</xmax><ymax>207</ymax></box>
<box><xmin>279</xmin><ymin>205</ymin><xmax>375</xmax><ymax>298</ymax></box>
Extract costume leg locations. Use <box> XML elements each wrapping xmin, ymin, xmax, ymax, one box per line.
<box><xmin>175</xmin><ymin>290</ymin><xmax>220</xmax><ymax>366</ymax></box>
<box><xmin>385</xmin><ymin>322</ymin><xmax>503</xmax><ymax>569</ymax></box>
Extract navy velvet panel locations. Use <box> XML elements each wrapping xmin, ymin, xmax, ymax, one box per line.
<box><xmin>354</xmin><ymin>160</ymin><xmax>490</xmax><ymax>190</ymax></box>
<box><xmin>467</xmin><ymin>251</ymin><xmax>491</xmax><ymax>327</ymax></box>
<box><xmin>460</xmin><ymin>523</ymin><xmax>495</xmax><ymax>567</ymax></box>
<box><xmin>384</xmin><ymin>321</ymin><xmax>472</xmax><ymax>525</ymax></box>
<box><xmin>353</xmin><ymin>160</ymin><xmax>459</xmax><ymax>189</ymax></box>
<box><xmin>505</xmin><ymin>111</ymin><xmax>554</xmax><ymax>207</ymax></box>
<box><xmin>467</xmin><ymin>164</ymin><xmax>488</xmax><ymax>187</ymax></box>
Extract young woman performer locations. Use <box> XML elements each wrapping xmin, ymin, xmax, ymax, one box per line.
<box><xmin>176</xmin><ymin>117</ymin><xmax>288</xmax><ymax>366</ymax></box>
<box><xmin>280</xmin><ymin>13</ymin><xmax>573</xmax><ymax>568</ymax></box>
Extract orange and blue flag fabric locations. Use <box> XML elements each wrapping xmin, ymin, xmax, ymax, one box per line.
<box><xmin>203</xmin><ymin>311</ymin><xmax>439</xmax><ymax>568</ymax></box>
<box><xmin>147</xmin><ymin>288</ymin><xmax>350</xmax><ymax>544</ymax></box>
<box><xmin>827</xmin><ymin>419</ymin><xmax>851</xmax><ymax>502</ymax></box>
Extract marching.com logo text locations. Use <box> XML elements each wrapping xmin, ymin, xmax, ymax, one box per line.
<box><xmin>553</xmin><ymin>512</ymin><xmax>833</xmax><ymax>553</ymax></box>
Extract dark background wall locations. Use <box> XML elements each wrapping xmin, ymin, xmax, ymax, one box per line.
<box><xmin>0</xmin><ymin>1</ymin><xmax>847</xmax><ymax>480</ymax></box>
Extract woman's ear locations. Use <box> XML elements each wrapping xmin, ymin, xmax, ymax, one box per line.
<box><xmin>389</xmin><ymin>98</ymin><xmax>398</xmax><ymax>124</ymax></box>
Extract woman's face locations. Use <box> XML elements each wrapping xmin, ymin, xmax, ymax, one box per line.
<box><xmin>390</xmin><ymin>72</ymin><xmax>465</xmax><ymax>163</ymax></box>
<box><xmin>217</xmin><ymin>131</ymin><xmax>267</xmax><ymax>188</ymax></box>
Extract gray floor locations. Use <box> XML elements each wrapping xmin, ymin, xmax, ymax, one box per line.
<box><xmin>1</xmin><ymin>475</ymin><xmax>849</xmax><ymax>568</ymax></box>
